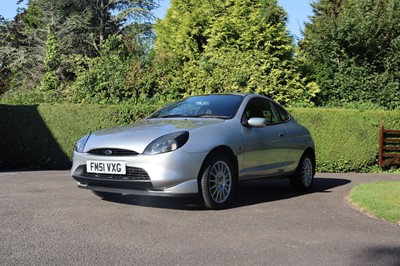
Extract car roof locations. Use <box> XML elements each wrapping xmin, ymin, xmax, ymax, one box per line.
<box><xmin>196</xmin><ymin>93</ymin><xmax>273</xmax><ymax>101</ymax></box>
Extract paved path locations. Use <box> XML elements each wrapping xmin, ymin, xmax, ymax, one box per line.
<box><xmin>1</xmin><ymin>171</ymin><xmax>399</xmax><ymax>265</ymax></box>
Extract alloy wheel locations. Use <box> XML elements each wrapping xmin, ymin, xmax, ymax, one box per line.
<box><xmin>208</xmin><ymin>161</ymin><xmax>232</xmax><ymax>203</ymax></box>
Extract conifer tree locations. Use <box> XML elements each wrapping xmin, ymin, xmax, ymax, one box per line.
<box><xmin>154</xmin><ymin>0</ymin><xmax>319</xmax><ymax>106</ymax></box>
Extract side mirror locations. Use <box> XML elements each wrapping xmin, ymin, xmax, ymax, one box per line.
<box><xmin>247</xmin><ymin>117</ymin><xmax>265</xmax><ymax>127</ymax></box>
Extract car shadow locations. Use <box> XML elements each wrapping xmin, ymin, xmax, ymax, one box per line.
<box><xmin>103</xmin><ymin>194</ymin><xmax>203</xmax><ymax>210</ymax></box>
<box><xmin>231</xmin><ymin>177</ymin><xmax>351</xmax><ymax>208</ymax></box>
<box><xmin>101</xmin><ymin>176</ymin><xmax>351</xmax><ymax>210</ymax></box>
<box><xmin>354</xmin><ymin>245</ymin><xmax>400</xmax><ymax>266</ymax></box>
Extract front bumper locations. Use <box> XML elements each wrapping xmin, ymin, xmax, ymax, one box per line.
<box><xmin>71</xmin><ymin>149</ymin><xmax>208</xmax><ymax>196</ymax></box>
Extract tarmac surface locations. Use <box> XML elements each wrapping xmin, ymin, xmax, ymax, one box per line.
<box><xmin>1</xmin><ymin>171</ymin><xmax>399</xmax><ymax>265</ymax></box>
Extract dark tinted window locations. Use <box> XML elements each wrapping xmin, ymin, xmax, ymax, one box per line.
<box><xmin>149</xmin><ymin>95</ymin><xmax>244</xmax><ymax>119</ymax></box>
<box><xmin>272</xmin><ymin>102</ymin><xmax>290</xmax><ymax>122</ymax></box>
<box><xmin>243</xmin><ymin>97</ymin><xmax>278</xmax><ymax>125</ymax></box>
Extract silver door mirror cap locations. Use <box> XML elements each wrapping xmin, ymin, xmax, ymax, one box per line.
<box><xmin>247</xmin><ymin>117</ymin><xmax>265</xmax><ymax>127</ymax></box>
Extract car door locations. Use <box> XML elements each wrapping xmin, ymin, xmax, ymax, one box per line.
<box><xmin>240</xmin><ymin>97</ymin><xmax>289</xmax><ymax>179</ymax></box>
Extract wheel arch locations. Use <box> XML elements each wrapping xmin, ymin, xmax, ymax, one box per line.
<box><xmin>197</xmin><ymin>145</ymin><xmax>239</xmax><ymax>183</ymax></box>
<box><xmin>197</xmin><ymin>145</ymin><xmax>239</xmax><ymax>209</ymax></box>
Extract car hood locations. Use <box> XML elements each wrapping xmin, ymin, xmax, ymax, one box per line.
<box><xmin>84</xmin><ymin>118</ymin><xmax>224</xmax><ymax>153</ymax></box>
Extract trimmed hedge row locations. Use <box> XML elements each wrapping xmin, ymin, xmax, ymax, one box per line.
<box><xmin>1</xmin><ymin>103</ymin><xmax>399</xmax><ymax>171</ymax></box>
<box><xmin>290</xmin><ymin>109</ymin><xmax>400</xmax><ymax>172</ymax></box>
<box><xmin>0</xmin><ymin>103</ymin><xmax>159</xmax><ymax>169</ymax></box>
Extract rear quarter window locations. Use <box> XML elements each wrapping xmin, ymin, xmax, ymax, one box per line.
<box><xmin>273</xmin><ymin>102</ymin><xmax>290</xmax><ymax>122</ymax></box>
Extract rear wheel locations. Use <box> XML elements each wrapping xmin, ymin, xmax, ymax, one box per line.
<box><xmin>200</xmin><ymin>153</ymin><xmax>237</xmax><ymax>210</ymax></box>
<box><xmin>290</xmin><ymin>153</ymin><xmax>315</xmax><ymax>191</ymax></box>
<box><xmin>92</xmin><ymin>190</ymin><xmax>121</xmax><ymax>200</ymax></box>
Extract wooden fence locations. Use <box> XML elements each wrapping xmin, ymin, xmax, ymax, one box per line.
<box><xmin>379</xmin><ymin>126</ymin><xmax>400</xmax><ymax>167</ymax></box>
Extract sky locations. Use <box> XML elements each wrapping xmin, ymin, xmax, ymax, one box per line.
<box><xmin>0</xmin><ymin>0</ymin><xmax>313</xmax><ymax>39</ymax></box>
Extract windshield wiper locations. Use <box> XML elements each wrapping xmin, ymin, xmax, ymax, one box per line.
<box><xmin>158</xmin><ymin>114</ymin><xmax>187</xmax><ymax>118</ymax></box>
<box><xmin>187</xmin><ymin>114</ymin><xmax>231</xmax><ymax>119</ymax></box>
<box><xmin>158</xmin><ymin>114</ymin><xmax>230</xmax><ymax>119</ymax></box>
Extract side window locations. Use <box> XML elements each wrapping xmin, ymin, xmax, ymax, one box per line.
<box><xmin>272</xmin><ymin>102</ymin><xmax>290</xmax><ymax>122</ymax></box>
<box><xmin>243</xmin><ymin>98</ymin><xmax>278</xmax><ymax>125</ymax></box>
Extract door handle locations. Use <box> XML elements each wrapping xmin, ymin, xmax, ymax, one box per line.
<box><xmin>279</xmin><ymin>133</ymin><xmax>284</xmax><ymax>137</ymax></box>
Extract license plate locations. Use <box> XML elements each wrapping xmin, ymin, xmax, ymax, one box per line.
<box><xmin>87</xmin><ymin>161</ymin><xmax>126</xmax><ymax>175</ymax></box>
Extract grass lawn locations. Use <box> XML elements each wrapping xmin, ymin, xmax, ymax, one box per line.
<box><xmin>350</xmin><ymin>181</ymin><xmax>400</xmax><ymax>224</ymax></box>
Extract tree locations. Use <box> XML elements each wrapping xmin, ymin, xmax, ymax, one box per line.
<box><xmin>67</xmin><ymin>34</ymin><xmax>156</xmax><ymax>104</ymax></box>
<box><xmin>40</xmin><ymin>25</ymin><xmax>59</xmax><ymax>95</ymax></box>
<box><xmin>0</xmin><ymin>0</ymin><xmax>160</xmax><ymax>102</ymax></box>
<box><xmin>65</xmin><ymin>0</ymin><xmax>160</xmax><ymax>104</ymax></box>
<box><xmin>300</xmin><ymin>0</ymin><xmax>400</xmax><ymax>109</ymax></box>
<box><xmin>0</xmin><ymin>16</ymin><xmax>13</xmax><ymax>93</ymax></box>
<box><xmin>153</xmin><ymin>0</ymin><xmax>319</xmax><ymax>106</ymax></box>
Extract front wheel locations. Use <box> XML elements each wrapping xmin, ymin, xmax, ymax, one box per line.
<box><xmin>200</xmin><ymin>154</ymin><xmax>237</xmax><ymax>210</ymax></box>
<box><xmin>290</xmin><ymin>153</ymin><xmax>315</xmax><ymax>191</ymax></box>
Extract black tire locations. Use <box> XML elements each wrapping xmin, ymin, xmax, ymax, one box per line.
<box><xmin>92</xmin><ymin>190</ymin><xmax>121</xmax><ymax>200</ymax></box>
<box><xmin>290</xmin><ymin>152</ymin><xmax>315</xmax><ymax>191</ymax></box>
<box><xmin>199</xmin><ymin>153</ymin><xmax>237</xmax><ymax>210</ymax></box>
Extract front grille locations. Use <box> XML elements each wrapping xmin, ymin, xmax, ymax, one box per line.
<box><xmin>88</xmin><ymin>148</ymin><xmax>138</xmax><ymax>156</ymax></box>
<box><xmin>81</xmin><ymin>165</ymin><xmax>150</xmax><ymax>181</ymax></box>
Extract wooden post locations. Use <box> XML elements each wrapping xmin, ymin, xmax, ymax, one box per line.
<box><xmin>379</xmin><ymin>125</ymin><xmax>384</xmax><ymax>168</ymax></box>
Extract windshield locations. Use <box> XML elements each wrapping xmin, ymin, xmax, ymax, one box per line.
<box><xmin>149</xmin><ymin>95</ymin><xmax>244</xmax><ymax>119</ymax></box>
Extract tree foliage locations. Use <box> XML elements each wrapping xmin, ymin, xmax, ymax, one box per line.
<box><xmin>300</xmin><ymin>0</ymin><xmax>400</xmax><ymax>109</ymax></box>
<box><xmin>153</xmin><ymin>0</ymin><xmax>319</xmax><ymax>106</ymax></box>
<box><xmin>0</xmin><ymin>0</ymin><xmax>159</xmax><ymax>101</ymax></box>
<box><xmin>4</xmin><ymin>0</ymin><xmax>398</xmax><ymax>110</ymax></box>
<box><xmin>67</xmin><ymin>34</ymin><xmax>156</xmax><ymax>104</ymax></box>
<box><xmin>41</xmin><ymin>25</ymin><xmax>59</xmax><ymax>94</ymax></box>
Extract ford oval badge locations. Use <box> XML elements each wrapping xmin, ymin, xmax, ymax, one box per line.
<box><xmin>104</xmin><ymin>149</ymin><xmax>113</xmax><ymax>155</ymax></box>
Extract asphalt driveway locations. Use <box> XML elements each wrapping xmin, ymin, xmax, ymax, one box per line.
<box><xmin>1</xmin><ymin>171</ymin><xmax>399</xmax><ymax>265</ymax></box>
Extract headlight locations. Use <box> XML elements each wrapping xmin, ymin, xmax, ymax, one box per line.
<box><xmin>74</xmin><ymin>134</ymin><xmax>90</xmax><ymax>153</ymax></box>
<box><xmin>143</xmin><ymin>131</ymin><xmax>189</xmax><ymax>155</ymax></box>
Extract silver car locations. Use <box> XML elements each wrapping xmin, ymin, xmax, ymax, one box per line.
<box><xmin>71</xmin><ymin>94</ymin><xmax>315</xmax><ymax>209</ymax></box>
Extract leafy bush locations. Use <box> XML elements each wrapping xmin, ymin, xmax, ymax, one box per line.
<box><xmin>66</xmin><ymin>35</ymin><xmax>157</xmax><ymax>104</ymax></box>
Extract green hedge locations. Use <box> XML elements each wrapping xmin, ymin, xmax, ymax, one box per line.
<box><xmin>1</xmin><ymin>104</ymin><xmax>399</xmax><ymax>171</ymax></box>
<box><xmin>291</xmin><ymin>108</ymin><xmax>400</xmax><ymax>172</ymax></box>
<box><xmin>0</xmin><ymin>103</ymin><xmax>160</xmax><ymax>169</ymax></box>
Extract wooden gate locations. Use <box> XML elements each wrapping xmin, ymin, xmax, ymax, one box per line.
<box><xmin>379</xmin><ymin>126</ymin><xmax>400</xmax><ymax>167</ymax></box>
